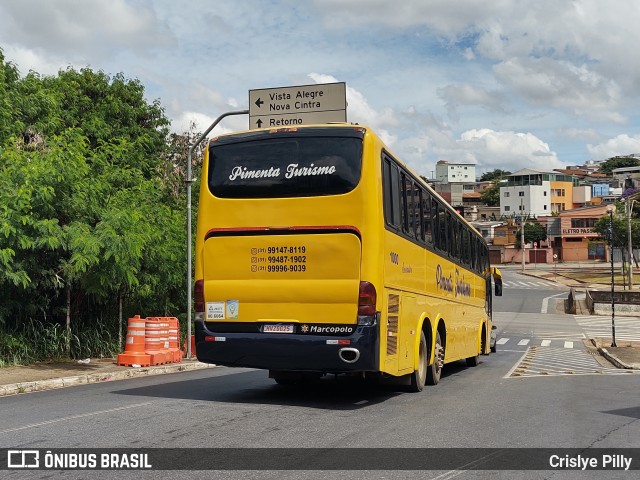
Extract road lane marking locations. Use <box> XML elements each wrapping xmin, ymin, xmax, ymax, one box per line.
<box><xmin>541</xmin><ymin>340</ymin><xmax>551</xmax><ymax>346</ymax></box>
<box><xmin>541</xmin><ymin>292</ymin><xmax>567</xmax><ymax>313</ymax></box>
<box><xmin>0</xmin><ymin>402</ymin><xmax>154</xmax><ymax>435</ymax></box>
<box><xmin>517</xmin><ymin>339</ymin><xmax>530</xmax><ymax>346</ymax></box>
<box><xmin>505</xmin><ymin>347</ymin><xmax>639</xmax><ymax>378</ymax></box>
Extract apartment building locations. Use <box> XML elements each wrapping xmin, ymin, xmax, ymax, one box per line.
<box><xmin>499</xmin><ymin>168</ymin><xmax>586</xmax><ymax>217</ymax></box>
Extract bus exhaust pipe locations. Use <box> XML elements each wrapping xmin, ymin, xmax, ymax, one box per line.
<box><xmin>339</xmin><ymin>348</ymin><xmax>360</xmax><ymax>363</ymax></box>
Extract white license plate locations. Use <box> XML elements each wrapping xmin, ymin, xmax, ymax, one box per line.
<box><xmin>263</xmin><ymin>324</ymin><xmax>294</xmax><ymax>334</ymax></box>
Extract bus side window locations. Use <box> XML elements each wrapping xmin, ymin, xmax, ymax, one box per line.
<box><xmin>386</xmin><ymin>160</ymin><xmax>402</xmax><ymax>229</ymax></box>
<box><xmin>447</xmin><ymin>211</ymin><xmax>457</xmax><ymax>260</ymax></box>
<box><xmin>461</xmin><ymin>228</ymin><xmax>470</xmax><ymax>267</ymax></box>
<box><xmin>401</xmin><ymin>173</ymin><xmax>413</xmax><ymax>237</ymax></box>
<box><xmin>423</xmin><ymin>192</ymin><xmax>432</xmax><ymax>246</ymax></box>
<box><xmin>383</xmin><ymin>159</ymin><xmax>393</xmax><ymax>227</ymax></box>
<box><xmin>416</xmin><ymin>188</ymin><xmax>424</xmax><ymax>241</ymax></box>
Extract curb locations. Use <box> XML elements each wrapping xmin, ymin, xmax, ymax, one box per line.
<box><xmin>589</xmin><ymin>338</ymin><xmax>640</xmax><ymax>370</ymax></box>
<box><xmin>0</xmin><ymin>361</ymin><xmax>216</xmax><ymax>397</ymax></box>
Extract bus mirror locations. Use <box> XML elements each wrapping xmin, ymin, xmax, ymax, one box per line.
<box><xmin>495</xmin><ymin>279</ymin><xmax>503</xmax><ymax>297</ymax></box>
<box><xmin>491</xmin><ymin>266</ymin><xmax>503</xmax><ymax>296</ymax></box>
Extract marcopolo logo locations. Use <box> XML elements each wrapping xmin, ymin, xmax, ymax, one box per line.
<box><xmin>300</xmin><ymin>324</ymin><xmax>355</xmax><ymax>335</ymax></box>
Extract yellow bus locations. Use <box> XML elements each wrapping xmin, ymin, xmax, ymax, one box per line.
<box><xmin>194</xmin><ymin>123</ymin><xmax>502</xmax><ymax>391</ymax></box>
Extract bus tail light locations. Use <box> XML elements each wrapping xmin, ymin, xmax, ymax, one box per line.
<box><xmin>358</xmin><ymin>281</ymin><xmax>377</xmax><ymax>316</ymax></box>
<box><xmin>194</xmin><ymin>280</ymin><xmax>205</xmax><ymax>314</ymax></box>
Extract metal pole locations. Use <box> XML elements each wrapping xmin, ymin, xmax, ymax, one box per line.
<box><xmin>609</xmin><ymin>209</ymin><xmax>617</xmax><ymax>348</ymax></box>
<box><xmin>628</xmin><ymin>199</ymin><xmax>634</xmax><ymax>289</ymax></box>
<box><xmin>186</xmin><ymin>109</ymin><xmax>249</xmax><ymax>359</ymax></box>
<box><xmin>521</xmin><ymin>198</ymin><xmax>526</xmax><ymax>271</ymax></box>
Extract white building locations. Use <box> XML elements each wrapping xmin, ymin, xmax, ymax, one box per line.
<box><xmin>499</xmin><ymin>169</ymin><xmax>580</xmax><ymax>217</ymax></box>
<box><xmin>435</xmin><ymin>160</ymin><xmax>476</xmax><ymax>184</ymax></box>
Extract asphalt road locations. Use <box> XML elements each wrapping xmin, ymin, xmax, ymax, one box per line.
<box><xmin>2</xmin><ymin>275</ymin><xmax>640</xmax><ymax>480</ymax></box>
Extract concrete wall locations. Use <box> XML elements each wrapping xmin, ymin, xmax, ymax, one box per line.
<box><xmin>588</xmin><ymin>290</ymin><xmax>640</xmax><ymax>317</ymax></box>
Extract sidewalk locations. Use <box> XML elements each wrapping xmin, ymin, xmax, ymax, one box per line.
<box><xmin>0</xmin><ymin>357</ymin><xmax>214</xmax><ymax>397</ymax></box>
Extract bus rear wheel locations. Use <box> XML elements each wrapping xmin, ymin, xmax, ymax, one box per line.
<box><xmin>466</xmin><ymin>333</ymin><xmax>483</xmax><ymax>366</ymax></box>
<box><xmin>426</xmin><ymin>330</ymin><xmax>444</xmax><ymax>385</ymax></box>
<box><xmin>408</xmin><ymin>331</ymin><xmax>427</xmax><ymax>392</ymax></box>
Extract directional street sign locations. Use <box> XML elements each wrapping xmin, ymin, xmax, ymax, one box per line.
<box><xmin>249</xmin><ymin>82</ymin><xmax>346</xmax><ymax>129</ymax></box>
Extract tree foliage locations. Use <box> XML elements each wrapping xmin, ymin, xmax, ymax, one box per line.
<box><xmin>515</xmin><ymin>221</ymin><xmax>547</xmax><ymax>249</ymax></box>
<box><xmin>480</xmin><ymin>183</ymin><xmax>500</xmax><ymax>207</ymax></box>
<box><xmin>598</xmin><ymin>156</ymin><xmax>640</xmax><ymax>175</ymax></box>
<box><xmin>0</xmin><ymin>50</ymin><xmax>191</xmax><ymax>360</ymax></box>
<box><xmin>592</xmin><ymin>208</ymin><xmax>640</xmax><ymax>249</ymax></box>
<box><xmin>480</xmin><ymin>169</ymin><xmax>511</xmax><ymax>182</ymax></box>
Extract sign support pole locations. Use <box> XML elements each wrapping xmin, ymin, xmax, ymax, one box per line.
<box><xmin>186</xmin><ymin>110</ymin><xmax>248</xmax><ymax>359</ymax></box>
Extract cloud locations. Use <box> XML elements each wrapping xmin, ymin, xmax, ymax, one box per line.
<box><xmin>308</xmin><ymin>72</ymin><xmax>399</xmax><ymax>136</ymax></box>
<box><xmin>493</xmin><ymin>58</ymin><xmax>624</xmax><ymax>122</ymax></box>
<box><xmin>559</xmin><ymin>128</ymin><xmax>603</xmax><ymax>142</ymax></box>
<box><xmin>587</xmin><ymin>134</ymin><xmax>640</xmax><ymax>161</ymax></box>
<box><xmin>2</xmin><ymin>0</ymin><xmax>640</xmax><ymax>174</ymax></box>
<box><xmin>437</xmin><ymin>84</ymin><xmax>505</xmax><ymax>121</ymax></box>
<box><xmin>451</xmin><ymin>129</ymin><xmax>563</xmax><ymax>172</ymax></box>
<box><xmin>0</xmin><ymin>0</ymin><xmax>175</xmax><ymax>66</ymax></box>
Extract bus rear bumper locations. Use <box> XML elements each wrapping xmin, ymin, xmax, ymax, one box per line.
<box><xmin>195</xmin><ymin>320</ymin><xmax>379</xmax><ymax>373</ymax></box>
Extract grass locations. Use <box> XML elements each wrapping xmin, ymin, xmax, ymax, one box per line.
<box><xmin>0</xmin><ymin>318</ymin><xmax>121</xmax><ymax>367</ymax></box>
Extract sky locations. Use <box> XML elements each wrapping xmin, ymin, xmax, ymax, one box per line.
<box><xmin>2</xmin><ymin>0</ymin><xmax>640</xmax><ymax>179</ymax></box>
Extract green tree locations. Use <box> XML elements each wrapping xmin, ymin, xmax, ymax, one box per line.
<box><xmin>592</xmin><ymin>210</ymin><xmax>640</xmax><ymax>249</ymax></box>
<box><xmin>480</xmin><ymin>183</ymin><xmax>500</xmax><ymax>206</ymax></box>
<box><xmin>0</xmin><ymin>49</ymin><xmax>21</xmax><ymax>141</ymax></box>
<box><xmin>515</xmin><ymin>221</ymin><xmax>547</xmax><ymax>249</ymax></box>
<box><xmin>480</xmin><ymin>169</ymin><xmax>511</xmax><ymax>182</ymax></box>
<box><xmin>0</xmin><ymin>59</ymin><xmax>187</xmax><ymax>361</ymax></box>
<box><xmin>598</xmin><ymin>156</ymin><xmax>640</xmax><ymax>175</ymax></box>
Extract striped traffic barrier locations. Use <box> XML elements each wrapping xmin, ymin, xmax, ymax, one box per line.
<box><xmin>116</xmin><ymin>315</ymin><xmax>151</xmax><ymax>366</ymax></box>
<box><xmin>145</xmin><ymin>317</ymin><xmax>169</xmax><ymax>365</ymax></box>
<box><xmin>167</xmin><ymin>317</ymin><xmax>182</xmax><ymax>363</ymax></box>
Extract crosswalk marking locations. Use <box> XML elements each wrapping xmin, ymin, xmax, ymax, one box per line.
<box><xmin>502</xmin><ymin>280</ymin><xmax>558</xmax><ymax>288</ymax></box>
<box><xmin>505</xmin><ymin>346</ymin><xmax>638</xmax><ymax>378</ymax></box>
<box><xmin>574</xmin><ymin>315</ymin><xmax>640</xmax><ymax>342</ymax></box>
<box><xmin>496</xmin><ymin>337</ymin><xmax>582</xmax><ymax>349</ymax></box>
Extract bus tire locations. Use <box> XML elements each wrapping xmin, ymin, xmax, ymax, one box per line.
<box><xmin>426</xmin><ymin>330</ymin><xmax>444</xmax><ymax>385</ymax></box>
<box><xmin>466</xmin><ymin>332</ymin><xmax>481</xmax><ymax>367</ymax></box>
<box><xmin>466</xmin><ymin>353</ymin><xmax>480</xmax><ymax>367</ymax></box>
<box><xmin>408</xmin><ymin>331</ymin><xmax>427</xmax><ymax>392</ymax></box>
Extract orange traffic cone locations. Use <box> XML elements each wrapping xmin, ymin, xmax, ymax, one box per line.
<box><xmin>117</xmin><ymin>315</ymin><xmax>151</xmax><ymax>366</ymax></box>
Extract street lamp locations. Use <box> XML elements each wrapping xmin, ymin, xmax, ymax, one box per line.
<box><xmin>607</xmin><ymin>204</ymin><xmax>617</xmax><ymax>348</ymax></box>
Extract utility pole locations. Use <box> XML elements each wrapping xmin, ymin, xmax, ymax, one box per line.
<box><xmin>628</xmin><ymin>199</ymin><xmax>633</xmax><ymax>289</ymax></box>
<box><xmin>608</xmin><ymin>204</ymin><xmax>617</xmax><ymax>348</ymax></box>
<box><xmin>521</xmin><ymin>198</ymin><xmax>526</xmax><ymax>271</ymax></box>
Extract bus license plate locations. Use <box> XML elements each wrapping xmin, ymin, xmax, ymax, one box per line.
<box><xmin>263</xmin><ymin>324</ymin><xmax>294</xmax><ymax>334</ymax></box>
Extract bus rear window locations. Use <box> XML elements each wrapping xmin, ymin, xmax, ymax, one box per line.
<box><xmin>209</xmin><ymin>136</ymin><xmax>363</xmax><ymax>198</ymax></box>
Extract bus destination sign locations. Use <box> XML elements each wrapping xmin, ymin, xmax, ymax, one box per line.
<box><xmin>249</xmin><ymin>82</ymin><xmax>347</xmax><ymax>129</ymax></box>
